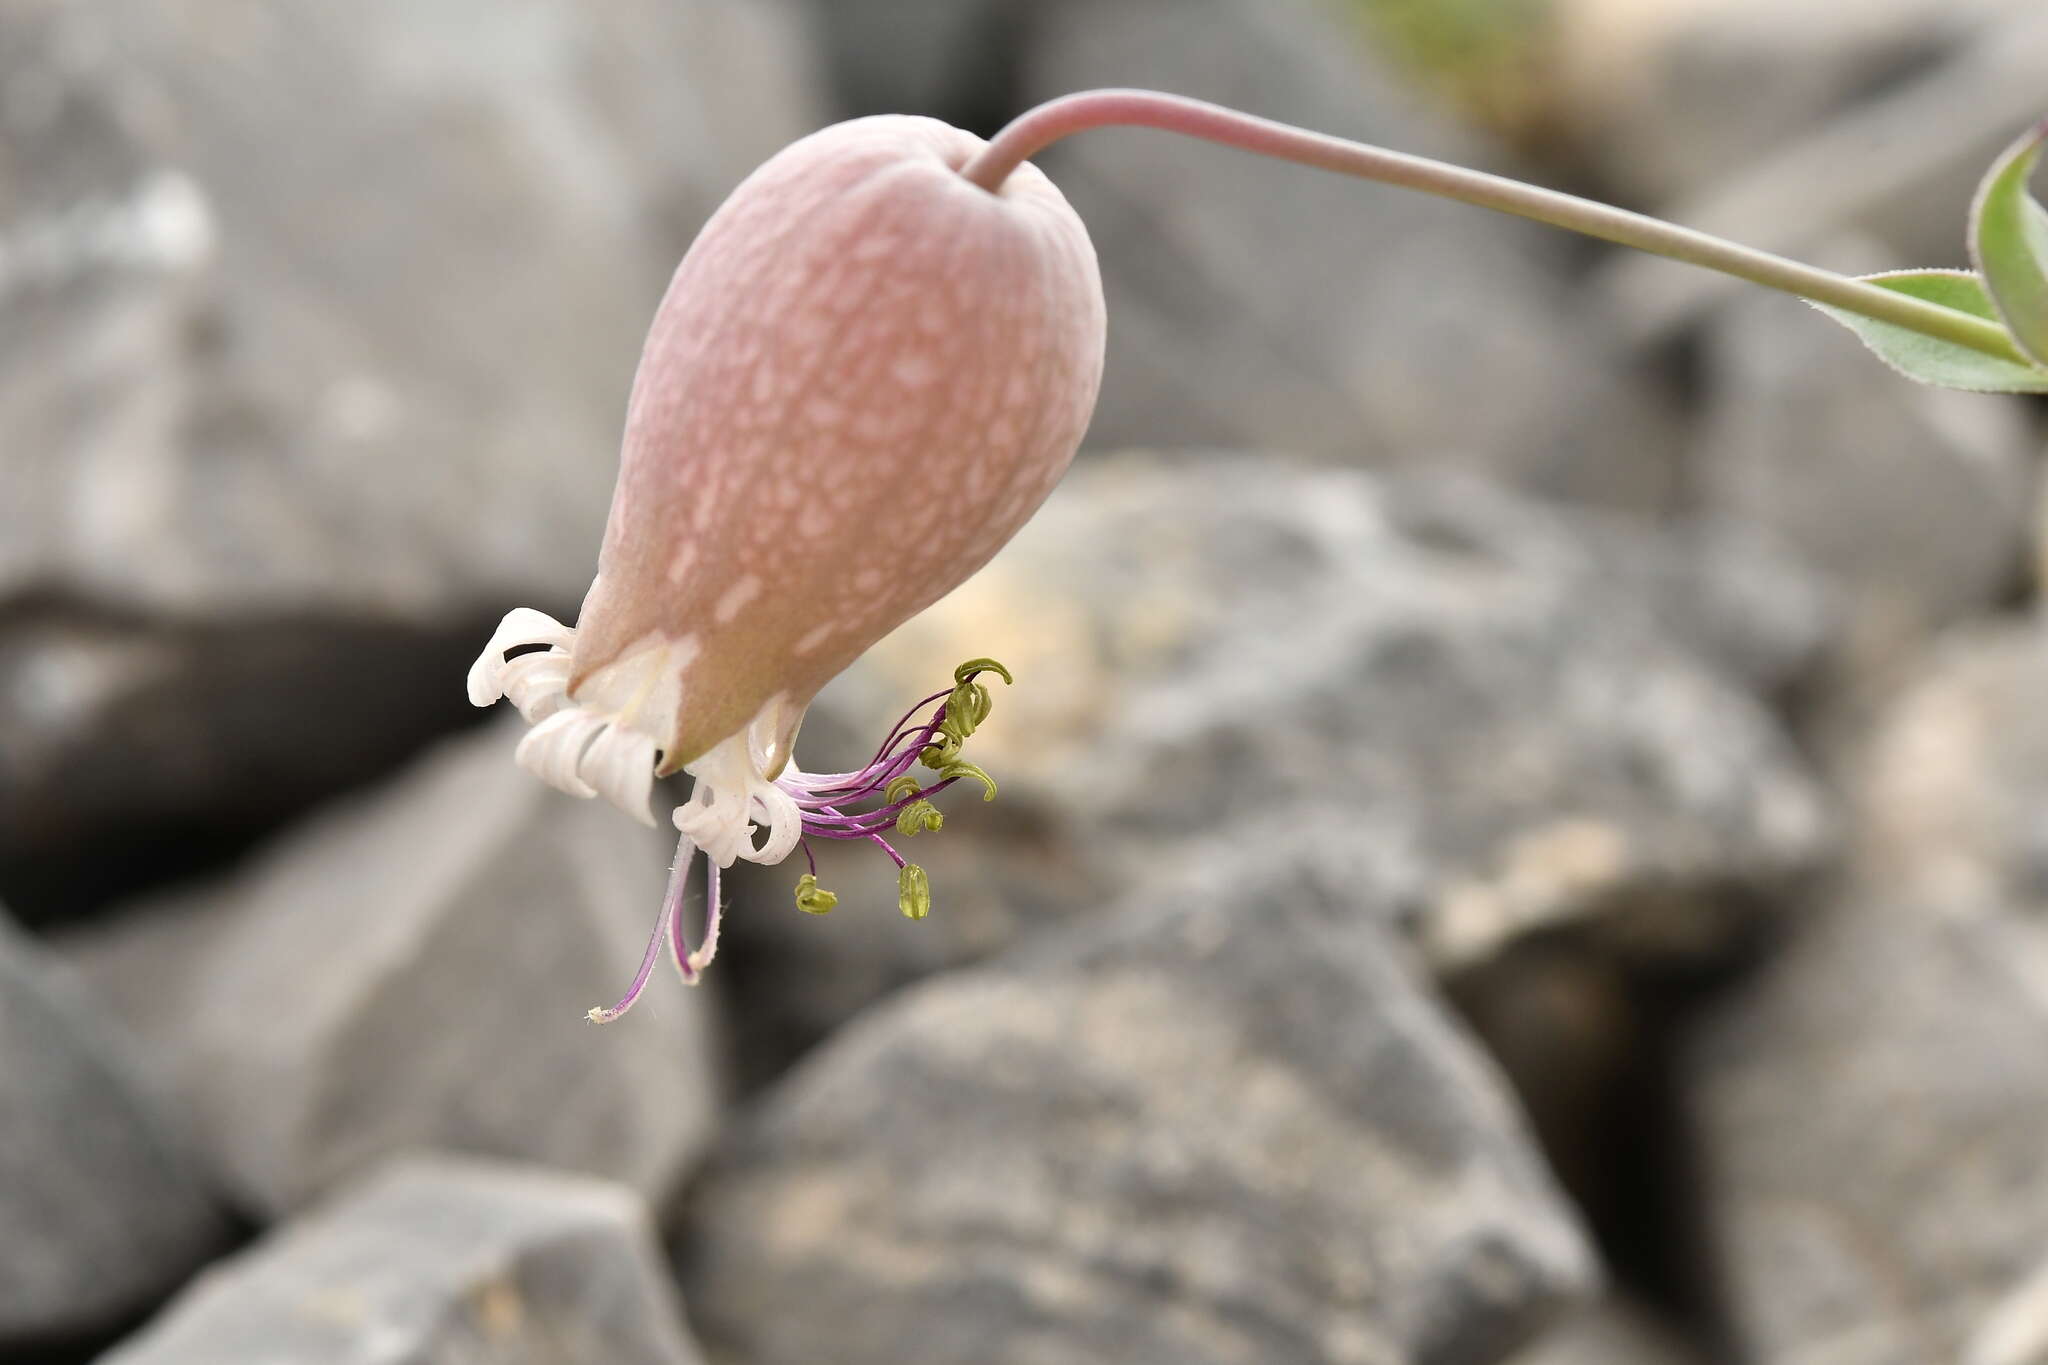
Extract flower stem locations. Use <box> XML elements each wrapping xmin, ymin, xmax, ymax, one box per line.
<box><xmin>961</xmin><ymin>88</ymin><xmax>2031</xmax><ymax>366</ymax></box>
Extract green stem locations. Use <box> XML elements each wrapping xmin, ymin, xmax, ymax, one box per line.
<box><xmin>960</xmin><ymin>89</ymin><xmax>2032</xmax><ymax>367</ymax></box>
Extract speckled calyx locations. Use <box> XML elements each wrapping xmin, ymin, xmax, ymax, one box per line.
<box><xmin>567</xmin><ymin>115</ymin><xmax>1106</xmax><ymax>773</ymax></box>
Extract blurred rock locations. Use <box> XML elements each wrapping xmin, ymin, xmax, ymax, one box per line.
<box><xmin>1022</xmin><ymin>0</ymin><xmax>1680</xmax><ymax>509</ymax></box>
<box><xmin>1504</xmin><ymin>1298</ymin><xmax>1700</xmax><ymax>1364</ymax></box>
<box><xmin>1692</xmin><ymin>898</ymin><xmax>2048</xmax><ymax>1365</ymax></box>
<box><xmin>1447</xmin><ymin>947</ymin><xmax>1650</xmax><ymax>1280</ymax></box>
<box><xmin>0</xmin><ymin>908</ymin><xmax>231</xmax><ymax>1348</ymax></box>
<box><xmin>0</xmin><ymin>601</ymin><xmax>492</xmax><ymax>924</ymax></box>
<box><xmin>59</xmin><ymin>718</ymin><xmax>721</xmax><ymax>1218</ymax></box>
<box><xmin>1854</xmin><ymin>624</ymin><xmax>2048</xmax><ymax>915</ymax></box>
<box><xmin>1693</xmin><ymin>279</ymin><xmax>2034</xmax><ymax>680</ymax></box>
<box><xmin>0</xmin><ymin>0</ymin><xmax>820</xmax><ymax>619</ymax></box>
<box><xmin>682</xmin><ymin>858</ymin><xmax>1597</xmax><ymax>1365</ymax></box>
<box><xmin>103</xmin><ymin>1155</ymin><xmax>703</xmax><ymax>1364</ymax></box>
<box><xmin>1692</xmin><ymin>621</ymin><xmax>2048</xmax><ymax>1364</ymax></box>
<box><xmin>1970</xmin><ymin>1255</ymin><xmax>2048</xmax><ymax>1365</ymax></box>
<box><xmin>1554</xmin><ymin>0</ymin><xmax>2030</xmax><ymax>205</ymax></box>
<box><xmin>1572</xmin><ymin>510</ymin><xmax>1836</xmax><ymax>700</ymax></box>
<box><xmin>803</xmin><ymin>0</ymin><xmax>1026</xmax><ymax>124</ymax></box>
<box><xmin>748</xmin><ymin>454</ymin><xmax>1831</xmax><ymax>1068</ymax></box>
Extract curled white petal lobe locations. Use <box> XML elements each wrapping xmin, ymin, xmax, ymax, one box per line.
<box><xmin>512</xmin><ymin>711</ymin><xmax>657</xmax><ymax>827</ymax></box>
<box><xmin>675</xmin><ymin>724</ymin><xmax>805</xmax><ymax>868</ymax></box>
<box><xmin>499</xmin><ymin>651</ymin><xmax>573</xmax><ymax>723</ymax></box>
<box><xmin>580</xmin><ymin>725</ymin><xmax>658</xmax><ymax>827</ymax></box>
<box><xmin>468</xmin><ymin>608</ymin><xmax>576</xmax><ymax>707</ymax></box>
<box><xmin>472</xmin><ymin>606</ymin><xmax>803</xmax><ymax>851</ymax></box>
<box><xmin>515</xmin><ymin>710</ymin><xmax>603</xmax><ymax>801</ymax></box>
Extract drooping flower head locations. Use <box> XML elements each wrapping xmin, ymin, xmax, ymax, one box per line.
<box><xmin>468</xmin><ymin>114</ymin><xmax>1105</xmax><ymax>1014</ymax></box>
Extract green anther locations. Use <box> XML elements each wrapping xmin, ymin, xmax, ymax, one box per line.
<box><xmin>942</xmin><ymin>703</ymin><xmax>974</xmax><ymax>749</ymax></box>
<box><xmin>921</xmin><ymin>658</ymin><xmax>1011</xmax><ymax>770</ymax></box>
<box><xmin>885</xmin><ymin>775</ymin><xmax>922</xmax><ymax>805</ymax></box>
<box><xmin>895</xmin><ymin>800</ymin><xmax>944</xmax><ymax>836</ymax></box>
<box><xmin>954</xmin><ymin>657</ymin><xmax>1013</xmax><ymax>687</ymax></box>
<box><xmin>898</xmin><ymin>863</ymin><xmax>932</xmax><ymax>919</ymax></box>
<box><xmin>934</xmin><ymin>758</ymin><xmax>997</xmax><ymax>802</ymax></box>
<box><xmin>946</xmin><ymin>679</ymin><xmax>992</xmax><ymax>732</ymax></box>
<box><xmin>793</xmin><ymin>873</ymin><xmax>839</xmax><ymax>916</ymax></box>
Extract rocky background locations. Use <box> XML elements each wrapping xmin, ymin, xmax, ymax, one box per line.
<box><xmin>4</xmin><ymin>0</ymin><xmax>2046</xmax><ymax>1361</ymax></box>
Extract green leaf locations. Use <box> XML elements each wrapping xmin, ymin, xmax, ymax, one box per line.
<box><xmin>1970</xmin><ymin>118</ymin><xmax>2048</xmax><ymax>367</ymax></box>
<box><xmin>1810</xmin><ymin>269</ymin><xmax>2048</xmax><ymax>393</ymax></box>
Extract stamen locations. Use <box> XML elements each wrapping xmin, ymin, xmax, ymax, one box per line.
<box><xmin>898</xmin><ymin>863</ymin><xmax>932</xmax><ymax>919</ymax></box>
<box><xmin>925</xmin><ymin>756</ymin><xmax>996</xmax><ymax>802</ymax></box>
<box><xmin>588</xmin><ymin>659</ymin><xmax>1009</xmax><ymax>1008</ymax></box>
<box><xmin>793</xmin><ymin>873</ymin><xmax>839</xmax><ymax>915</ymax></box>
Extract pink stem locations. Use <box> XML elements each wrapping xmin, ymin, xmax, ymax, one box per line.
<box><xmin>955</xmin><ymin>88</ymin><xmax>2030</xmax><ymax>366</ymax></box>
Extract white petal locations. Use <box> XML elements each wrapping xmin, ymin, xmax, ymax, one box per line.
<box><xmin>675</xmin><ymin>724</ymin><xmax>804</xmax><ymax>869</ymax></box>
<box><xmin>499</xmin><ymin>649</ymin><xmax>573</xmax><ymax>722</ymax></box>
<box><xmin>468</xmin><ymin>607</ymin><xmax>575</xmax><ymax>707</ymax></box>
<box><xmin>747</xmin><ymin>780</ymin><xmax>803</xmax><ymax>865</ymax></box>
<box><xmin>514</xmin><ymin>709</ymin><xmax>604</xmax><ymax>799</ymax></box>
<box><xmin>579</xmin><ymin>724</ymin><xmax>658</xmax><ymax>827</ymax></box>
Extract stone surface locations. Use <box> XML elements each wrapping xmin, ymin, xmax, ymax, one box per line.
<box><xmin>751</xmin><ymin>454</ymin><xmax>1831</xmax><ymax>1060</ymax></box>
<box><xmin>682</xmin><ymin>856</ymin><xmax>1597</xmax><ymax>1365</ymax></box>
<box><xmin>59</xmin><ymin>717</ymin><xmax>721</xmax><ymax>1217</ymax></box>
<box><xmin>0</xmin><ymin>0</ymin><xmax>819</xmax><ymax>619</ymax></box>
<box><xmin>103</xmin><ymin>1155</ymin><xmax>703</xmax><ymax>1364</ymax></box>
<box><xmin>1852</xmin><ymin>623</ymin><xmax>2048</xmax><ymax>915</ymax></box>
<box><xmin>0</xmin><ymin>908</ymin><xmax>231</xmax><ymax>1347</ymax></box>
<box><xmin>1021</xmin><ymin>0</ymin><xmax>1679</xmax><ymax>509</ymax></box>
<box><xmin>1692</xmin><ymin>280</ymin><xmax>2034</xmax><ymax>679</ymax></box>
<box><xmin>1691</xmin><ymin>621</ymin><xmax>2048</xmax><ymax>1365</ymax></box>
<box><xmin>1570</xmin><ymin>507</ymin><xmax>1836</xmax><ymax>702</ymax></box>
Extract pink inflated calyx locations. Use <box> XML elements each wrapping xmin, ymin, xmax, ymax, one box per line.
<box><xmin>577</xmin><ymin>114</ymin><xmax>1101</xmax><ymax>773</ymax></box>
<box><xmin>467</xmin><ymin>113</ymin><xmax>1105</xmax><ymax>1009</ymax></box>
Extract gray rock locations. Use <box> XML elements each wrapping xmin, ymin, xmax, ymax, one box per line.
<box><xmin>1852</xmin><ymin>624</ymin><xmax>2048</xmax><ymax>917</ymax></box>
<box><xmin>103</xmin><ymin>1154</ymin><xmax>703</xmax><ymax>1364</ymax></box>
<box><xmin>1022</xmin><ymin>0</ymin><xmax>1680</xmax><ymax>509</ymax></box>
<box><xmin>682</xmin><ymin>857</ymin><xmax>1598</xmax><ymax>1365</ymax></box>
<box><xmin>1692</xmin><ymin>621</ymin><xmax>2048</xmax><ymax>1365</ymax></box>
<box><xmin>1692</xmin><ymin>278</ymin><xmax>2034</xmax><ymax>679</ymax></box>
<box><xmin>1693</xmin><ymin>897</ymin><xmax>2048</xmax><ymax>1365</ymax></box>
<box><xmin>1573</xmin><ymin>511</ymin><xmax>1836</xmax><ymax>701</ymax></box>
<box><xmin>58</xmin><ymin>718</ymin><xmax>722</xmax><ymax>1217</ymax></box>
<box><xmin>0</xmin><ymin>0</ymin><xmax>820</xmax><ymax>619</ymax></box>
<box><xmin>761</xmin><ymin>454</ymin><xmax>1830</xmax><ymax>1047</ymax></box>
<box><xmin>0</xmin><ymin>909</ymin><xmax>231</xmax><ymax>1346</ymax></box>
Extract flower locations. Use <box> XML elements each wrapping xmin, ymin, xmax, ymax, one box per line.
<box><xmin>467</xmin><ymin>115</ymin><xmax>1105</xmax><ymax>1017</ymax></box>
